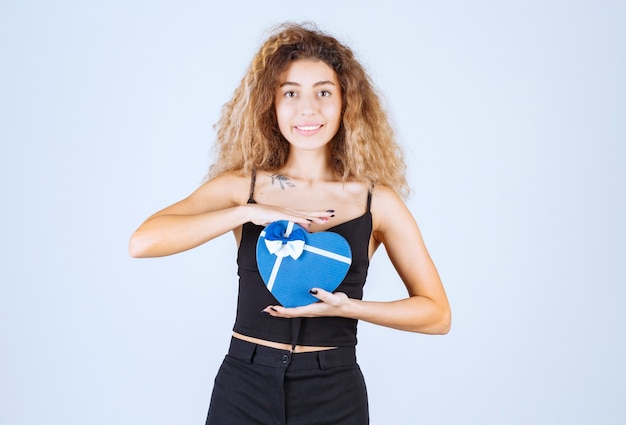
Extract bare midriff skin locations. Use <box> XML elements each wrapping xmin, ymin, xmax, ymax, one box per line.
<box><xmin>232</xmin><ymin>332</ymin><xmax>337</xmax><ymax>353</ymax></box>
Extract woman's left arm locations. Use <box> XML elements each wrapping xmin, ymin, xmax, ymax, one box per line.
<box><xmin>265</xmin><ymin>186</ymin><xmax>451</xmax><ymax>335</ymax></box>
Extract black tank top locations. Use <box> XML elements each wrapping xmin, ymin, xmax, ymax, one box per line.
<box><xmin>232</xmin><ymin>172</ymin><xmax>373</xmax><ymax>347</ymax></box>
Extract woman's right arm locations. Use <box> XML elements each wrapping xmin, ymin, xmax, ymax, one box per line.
<box><xmin>128</xmin><ymin>172</ymin><xmax>333</xmax><ymax>258</ymax></box>
<box><xmin>128</xmin><ymin>172</ymin><xmax>250</xmax><ymax>258</ymax></box>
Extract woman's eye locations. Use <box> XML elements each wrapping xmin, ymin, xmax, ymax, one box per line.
<box><xmin>285</xmin><ymin>91</ymin><xmax>297</xmax><ymax>98</ymax></box>
<box><xmin>318</xmin><ymin>90</ymin><xmax>331</xmax><ymax>97</ymax></box>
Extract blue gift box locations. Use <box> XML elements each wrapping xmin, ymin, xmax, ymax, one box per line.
<box><xmin>256</xmin><ymin>220</ymin><xmax>352</xmax><ymax>308</ymax></box>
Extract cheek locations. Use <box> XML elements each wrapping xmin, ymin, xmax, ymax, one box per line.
<box><xmin>324</xmin><ymin>102</ymin><xmax>343</xmax><ymax>126</ymax></box>
<box><xmin>275</xmin><ymin>106</ymin><xmax>293</xmax><ymax>137</ymax></box>
<box><xmin>275</xmin><ymin>105</ymin><xmax>288</xmax><ymax>128</ymax></box>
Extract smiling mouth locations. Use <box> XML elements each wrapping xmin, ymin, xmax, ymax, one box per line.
<box><xmin>295</xmin><ymin>125</ymin><xmax>322</xmax><ymax>131</ymax></box>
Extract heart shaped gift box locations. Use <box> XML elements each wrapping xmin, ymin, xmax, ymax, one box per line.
<box><xmin>256</xmin><ymin>220</ymin><xmax>352</xmax><ymax>308</ymax></box>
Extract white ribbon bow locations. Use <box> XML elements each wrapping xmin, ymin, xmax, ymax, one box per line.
<box><xmin>263</xmin><ymin>221</ymin><xmax>305</xmax><ymax>259</ymax></box>
<box><xmin>264</xmin><ymin>238</ymin><xmax>305</xmax><ymax>259</ymax></box>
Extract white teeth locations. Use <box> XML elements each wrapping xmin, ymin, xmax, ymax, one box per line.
<box><xmin>296</xmin><ymin>125</ymin><xmax>321</xmax><ymax>131</ymax></box>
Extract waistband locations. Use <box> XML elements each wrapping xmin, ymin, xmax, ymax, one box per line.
<box><xmin>227</xmin><ymin>337</ymin><xmax>357</xmax><ymax>370</ymax></box>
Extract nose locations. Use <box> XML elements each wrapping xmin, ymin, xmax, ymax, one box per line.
<box><xmin>299</xmin><ymin>95</ymin><xmax>316</xmax><ymax>116</ymax></box>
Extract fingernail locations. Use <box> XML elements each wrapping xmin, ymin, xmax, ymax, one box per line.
<box><xmin>262</xmin><ymin>309</ymin><xmax>269</xmax><ymax>314</ymax></box>
<box><xmin>309</xmin><ymin>288</ymin><xmax>318</xmax><ymax>295</ymax></box>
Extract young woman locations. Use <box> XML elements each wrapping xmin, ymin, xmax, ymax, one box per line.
<box><xmin>129</xmin><ymin>23</ymin><xmax>450</xmax><ymax>425</ymax></box>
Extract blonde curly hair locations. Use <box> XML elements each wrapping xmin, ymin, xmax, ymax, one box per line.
<box><xmin>208</xmin><ymin>22</ymin><xmax>409</xmax><ymax>196</ymax></box>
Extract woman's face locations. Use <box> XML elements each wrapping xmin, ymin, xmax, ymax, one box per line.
<box><xmin>274</xmin><ymin>59</ymin><xmax>342</xmax><ymax>152</ymax></box>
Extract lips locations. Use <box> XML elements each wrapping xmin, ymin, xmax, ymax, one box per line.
<box><xmin>294</xmin><ymin>124</ymin><xmax>323</xmax><ymax>136</ymax></box>
<box><xmin>295</xmin><ymin>124</ymin><xmax>322</xmax><ymax>131</ymax></box>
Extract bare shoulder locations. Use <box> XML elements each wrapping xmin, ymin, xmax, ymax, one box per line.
<box><xmin>371</xmin><ymin>184</ymin><xmax>407</xmax><ymax>215</ymax></box>
<box><xmin>189</xmin><ymin>170</ymin><xmax>252</xmax><ymax>208</ymax></box>
<box><xmin>370</xmin><ymin>184</ymin><xmax>416</xmax><ymax>239</ymax></box>
<box><xmin>150</xmin><ymin>170</ymin><xmax>252</xmax><ymax>218</ymax></box>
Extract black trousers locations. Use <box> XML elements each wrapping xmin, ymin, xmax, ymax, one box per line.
<box><xmin>206</xmin><ymin>337</ymin><xmax>369</xmax><ymax>425</ymax></box>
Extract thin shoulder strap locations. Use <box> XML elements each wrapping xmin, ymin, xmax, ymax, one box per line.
<box><xmin>247</xmin><ymin>170</ymin><xmax>257</xmax><ymax>204</ymax></box>
<box><xmin>366</xmin><ymin>183</ymin><xmax>374</xmax><ymax>212</ymax></box>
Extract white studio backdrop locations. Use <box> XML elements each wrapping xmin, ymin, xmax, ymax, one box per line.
<box><xmin>1</xmin><ymin>1</ymin><xmax>624</xmax><ymax>424</ymax></box>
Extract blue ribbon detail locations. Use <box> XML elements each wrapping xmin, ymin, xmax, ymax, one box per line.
<box><xmin>264</xmin><ymin>221</ymin><xmax>307</xmax><ymax>259</ymax></box>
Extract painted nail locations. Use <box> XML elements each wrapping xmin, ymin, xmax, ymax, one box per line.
<box><xmin>309</xmin><ymin>288</ymin><xmax>318</xmax><ymax>295</ymax></box>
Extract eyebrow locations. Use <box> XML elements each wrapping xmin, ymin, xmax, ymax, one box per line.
<box><xmin>279</xmin><ymin>80</ymin><xmax>337</xmax><ymax>88</ymax></box>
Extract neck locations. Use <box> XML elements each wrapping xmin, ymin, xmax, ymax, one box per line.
<box><xmin>281</xmin><ymin>149</ymin><xmax>335</xmax><ymax>182</ymax></box>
